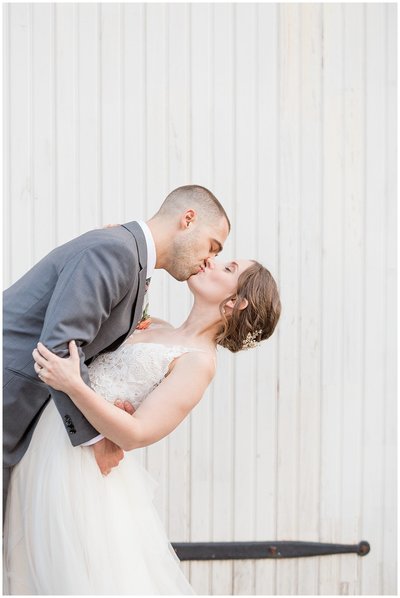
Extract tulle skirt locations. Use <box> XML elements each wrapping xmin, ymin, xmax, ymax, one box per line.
<box><xmin>3</xmin><ymin>400</ymin><xmax>195</xmax><ymax>595</ymax></box>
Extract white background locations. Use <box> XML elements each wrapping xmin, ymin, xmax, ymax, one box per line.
<box><xmin>3</xmin><ymin>2</ymin><xmax>397</xmax><ymax>594</ymax></box>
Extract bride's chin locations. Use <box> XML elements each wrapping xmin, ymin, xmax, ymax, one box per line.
<box><xmin>186</xmin><ymin>275</ymin><xmax>199</xmax><ymax>291</ymax></box>
<box><xmin>187</xmin><ymin>282</ymin><xmax>204</xmax><ymax>301</ymax></box>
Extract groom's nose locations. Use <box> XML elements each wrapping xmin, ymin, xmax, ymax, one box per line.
<box><xmin>205</xmin><ymin>258</ymin><xmax>215</xmax><ymax>270</ymax></box>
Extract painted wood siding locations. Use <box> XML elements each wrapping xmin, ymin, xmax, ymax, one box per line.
<box><xmin>3</xmin><ymin>3</ymin><xmax>396</xmax><ymax>595</ymax></box>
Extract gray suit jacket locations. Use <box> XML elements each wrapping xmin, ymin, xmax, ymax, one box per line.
<box><xmin>3</xmin><ymin>221</ymin><xmax>148</xmax><ymax>482</ymax></box>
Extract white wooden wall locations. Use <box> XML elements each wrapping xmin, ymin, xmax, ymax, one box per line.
<box><xmin>3</xmin><ymin>3</ymin><xmax>397</xmax><ymax>595</ymax></box>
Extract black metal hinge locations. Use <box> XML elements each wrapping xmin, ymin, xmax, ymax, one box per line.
<box><xmin>171</xmin><ymin>540</ymin><xmax>370</xmax><ymax>561</ymax></box>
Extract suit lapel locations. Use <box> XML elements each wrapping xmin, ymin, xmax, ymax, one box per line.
<box><xmin>121</xmin><ymin>221</ymin><xmax>149</xmax><ymax>336</ymax></box>
<box><xmin>129</xmin><ymin>267</ymin><xmax>147</xmax><ymax>334</ymax></box>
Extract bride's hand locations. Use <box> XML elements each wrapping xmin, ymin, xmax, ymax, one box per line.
<box><xmin>32</xmin><ymin>340</ymin><xmax>83</xmax><ymax>394</ymax></box>
<box><xmin>114</xmin><ymin>399</ymin><xmax>136</xmax><ymax>416</ymax></box>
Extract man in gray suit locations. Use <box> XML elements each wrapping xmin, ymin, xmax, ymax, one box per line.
<box><xmin>3</xmin><ymin>185</ymin><xmax>230</xmax><ymax>514</ymax></box>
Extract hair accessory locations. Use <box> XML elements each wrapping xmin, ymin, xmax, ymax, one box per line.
<box><xmin>242</xmin><ymin>329</ymin><xmax>263</xmax><ymax>350</ymax></box>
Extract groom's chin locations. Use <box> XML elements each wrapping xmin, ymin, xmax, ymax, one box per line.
<box><xmin>168</xmin><ymin>268</ymin><xmax>197</xmax><ymax>282</ymax></box>
<box><xmin>168</xmin><ymin>271</ymin><xmax>189</xmax><ymax>282</ymax></box>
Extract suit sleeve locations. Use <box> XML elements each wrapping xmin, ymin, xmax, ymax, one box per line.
<box><xmin>39</xmin><ymin>240</ymin><xmax>136</xmax><ymax>446</ymax></box>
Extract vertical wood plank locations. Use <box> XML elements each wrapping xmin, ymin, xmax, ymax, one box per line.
<box><xmin>77</xmin><ymin>3</ymin><xmax>100</xmax><ymax>232</ymax></box>
<box><xmin>54</xmin><ymin>3</ymin><xmax>79</xmax><ymax>245</ymax></box>
<box><xmin>166</xmin><ymin>3</ymin><xmax>190</xmax><ymax>191</ymax></box>
<box><xmin>190</xmin><ymin>3</ymin><xmax>213</xmax><ymax>187</ymax></box>
<box><xmin>297</xmin><ymin>4</ymin><xmax>322</xmax><ymax>594</ymax></box>
<box><xmin>209</xmin><ymin>351</ymin><xmax>235</xmax><ymax>595</ymax></box>
<box><xmin>145</xmin><ymin>2</ymin><xmax>168</xmax><ymax>211</ymax></box>
<box><xmin>3</xmin><ymin>3</ymin><xmax>11</xmax><ymax>287</ymax></box>
<box><xmin>187</xmin><ymin>391</ymin><xmax>213</xmax><ymax>594</ymax></box>
<box><xmin>382</xmin><ymin>3</ymin><xmax>397</xmax><ymax>595</ymax></box>
<box><xmin>339</xmin><ymin>5</ymin><xmax>365</xmax><ymax>593</ymax></box>
<box><xmin>100</xmin><ymin>4</ymin><xmax>123</xmax><ymax>225</ymax></box>
<box><xmin>319</xmin><ymin>4</ymin><xmax>344</xmax><ymax>594</ymax></box>
<box><xmin>360</xmin><ymin>5</ymin><xmax>386</xmax><ymax>594</ymax></box>
<box><xmin>122</xmin><ymin>3</ymin><xmax>146</xmax><ymax>221</ymax></box>
<box><xmin>276</xmin><ymin>4</ymin><xmax>301</xmax><ymax>594</ymax></box>
<box><xmin>32</xmin><ymin>3</ymin><xmax>55</xmax><ymax>261</ymax></box>
<box><xmin>9</xmin><ymin>3</ymin><xmax>34</xmax><ymax>280</ymax></box>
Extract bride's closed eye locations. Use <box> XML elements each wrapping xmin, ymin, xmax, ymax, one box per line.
<box><xmin>224</xmin><ymin>262</ymin><xmax>237</xmax><ymax>273</ymax></box>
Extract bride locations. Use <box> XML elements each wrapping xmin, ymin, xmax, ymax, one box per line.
<box><xmin>4</xmin><ymin>257</ymin><xmax>281</xmax><ymax>595</ymax></box>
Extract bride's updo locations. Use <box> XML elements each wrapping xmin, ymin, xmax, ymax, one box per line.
<box><xmin>215</xmin><ymin>261</ymin><xmax>281</xmax><ymax>353</ymax></box>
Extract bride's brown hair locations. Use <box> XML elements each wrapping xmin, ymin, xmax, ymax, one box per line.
<box><xmin>215</xmin><ymin>261</ymin><xmax>281</xmax><ymax>353</ymax></box>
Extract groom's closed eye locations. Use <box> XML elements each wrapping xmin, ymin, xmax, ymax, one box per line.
<box><xmin>210</xmin><ymin>240</ymin><xmax>223</xmax><ymax>255</ymax></box>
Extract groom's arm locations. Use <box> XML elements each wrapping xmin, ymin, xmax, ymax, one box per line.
<box><xmin>39</xmin><ymin>239</ymin><xmax>136</xmax><ymax>445</ymax></box>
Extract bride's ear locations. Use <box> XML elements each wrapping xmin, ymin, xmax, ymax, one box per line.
<box><xmin>225</xmin><ymin>297</ymin><xmax>248</xmax><ymax>313</ymax></box>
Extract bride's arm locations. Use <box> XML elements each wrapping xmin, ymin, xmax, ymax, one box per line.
<box><xmin>33</xmin><ymin>341</ymin><xmax>215</xmax><ymax>451</ymax></box>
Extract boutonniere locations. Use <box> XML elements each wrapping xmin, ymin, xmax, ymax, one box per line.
<box><xmin>136</xmin><ymin>302</ymin><xmax>152</xmax><ymax>330</ymax></box>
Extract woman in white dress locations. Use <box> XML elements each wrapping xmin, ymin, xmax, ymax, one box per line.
<box><xmin>4</xmin><ymin>258</ymin><xmax>281</xmax><ymax>595</ymax></box>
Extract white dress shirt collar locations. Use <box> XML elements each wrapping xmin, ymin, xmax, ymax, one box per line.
<box><xmin>136</xmin><ymin>220</ymin><xmax>156</xmax><ymax>279</ymax></box>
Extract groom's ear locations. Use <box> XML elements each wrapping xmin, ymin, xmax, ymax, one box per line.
<box><xmin>225</xmin><ymin>297</ymin><xmax>248</xmax><ymax>312</ymax></box>
<box><xmin>180</xmin><ymin>209</ymin><xmax>197</xmax><ymax>229</ymax></box>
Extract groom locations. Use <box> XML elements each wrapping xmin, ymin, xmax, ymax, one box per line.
<box><xmin>3</xmin><ymin>185</ymin><xmax>230</xmax><ymax>513</ymax></box>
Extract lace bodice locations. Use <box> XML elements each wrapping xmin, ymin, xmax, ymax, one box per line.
<box><xmin>88</xmin><ymin>334</ymin><xmax>202</xmax><ymax>410</ymax></box>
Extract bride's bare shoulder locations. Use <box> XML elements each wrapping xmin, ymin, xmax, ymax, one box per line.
<box><xmin>149</xmin><ymin>317</ymin><xmax>174</xmax><ymax>329</ymax></box>
<box><xmin>174</xmin><ymin>348</ymin><xmax>217</xmax><ymax>380</ymax></box>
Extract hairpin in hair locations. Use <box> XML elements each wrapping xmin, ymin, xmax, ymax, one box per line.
<box><xmin>242</xmin><ymin>329</ymin><xmax>263</xmax><ymax>350</ymax></box>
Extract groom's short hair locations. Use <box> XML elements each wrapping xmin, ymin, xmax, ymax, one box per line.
<box><xmin>157</xmin><ymin>185</ymin><xmax>231</xmax><ymax>231</ymax></box>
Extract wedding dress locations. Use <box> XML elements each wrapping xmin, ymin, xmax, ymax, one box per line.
<box><xmin>3</xmin><ymin>333</ymin><xmax>199</xmax><ymax>595</ymax></box>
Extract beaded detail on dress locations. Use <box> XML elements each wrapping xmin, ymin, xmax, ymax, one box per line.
<box><xmin>88</xmin><ymin>338</ymin><xmax>201</xmax><ymax>410</ymax></box>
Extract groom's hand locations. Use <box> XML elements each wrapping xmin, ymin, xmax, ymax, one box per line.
<box><xmin>93</xmin><ymin>438</ymin><xmax>124</xmax><ymax>476</ymax></box>
<box><xmin>92</xmin><ymin>400</ymin><xmax>135</xmax><ymax>475</ymax></box>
